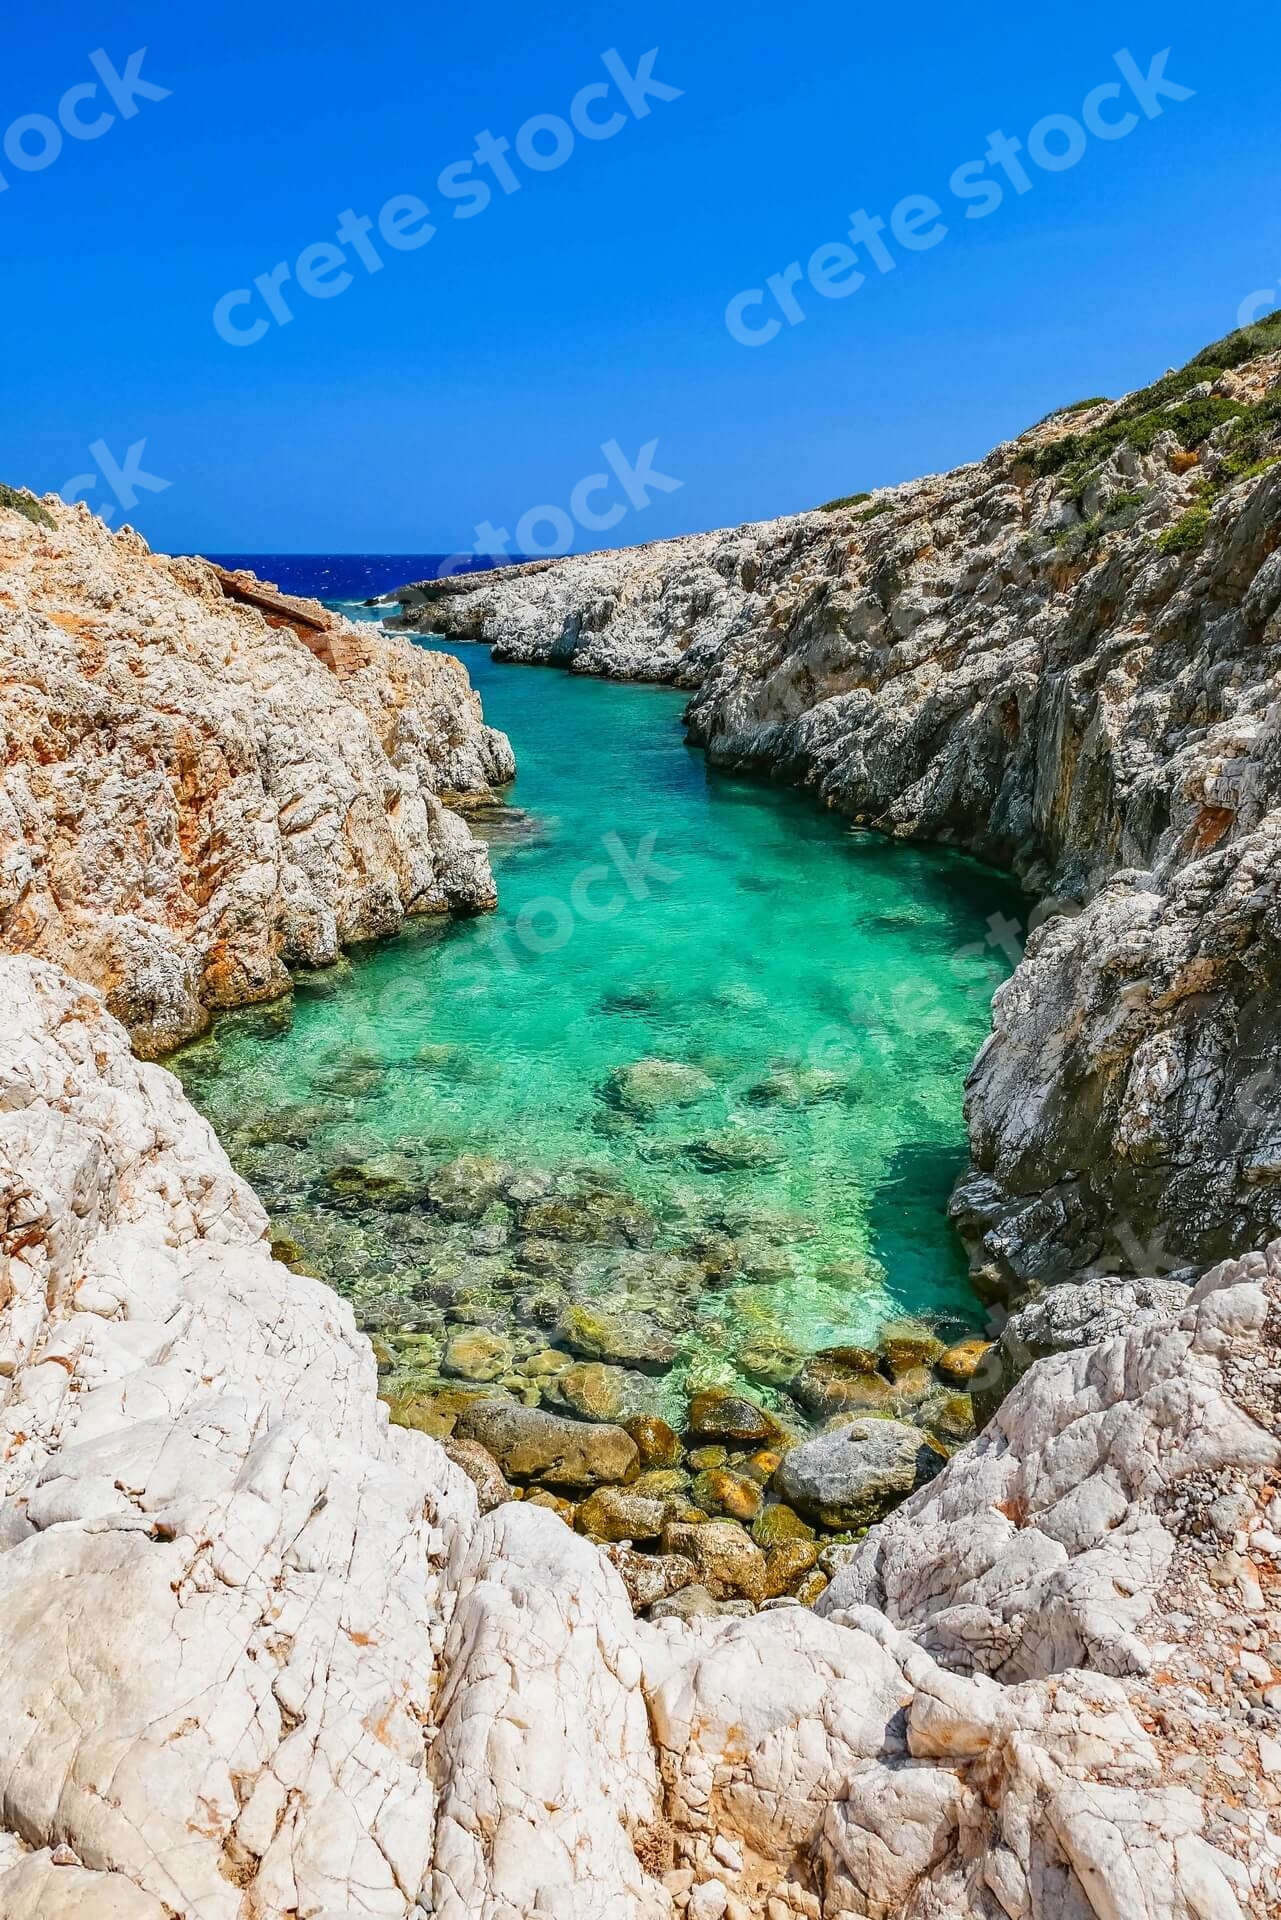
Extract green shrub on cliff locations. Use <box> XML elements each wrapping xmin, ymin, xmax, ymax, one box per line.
<box><xmin>820</xmin><ymin>491</ymin><xmax>872</xmax><ymax>513</ymax></box>
<box><xmin>1188</xmin><ymin>314</ymin><xmax>1281</xmax><ymax>371</ymax></box>
<box><xmin>0</xmin><ymin>483</ymin><xmax>55</xmax><ymax>530</ymax></box>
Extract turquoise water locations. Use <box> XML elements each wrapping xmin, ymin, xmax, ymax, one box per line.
<box><xmin>174</xmin><ymin>619</ymin><xmax>1020</xmax><ymax>1427</ymax></box>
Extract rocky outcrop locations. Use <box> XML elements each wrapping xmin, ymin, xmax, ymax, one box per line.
<box><xmin>391</xmin><ymin>324</ymin><xmax>1281</xmax><ymax>1304</ymax></box>
<box><xmin>0</xmin><ymin>497</ymin><xmax>514</xmax><ymax>1056</ymax></box>
<box><xmin>3</xmin><ymin>952</ymin><xmax>1279</xmax><ymax>1917</ymax></box>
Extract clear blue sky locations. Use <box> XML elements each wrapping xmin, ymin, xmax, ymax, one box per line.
<box><xmin>2</xmin><ymin>1</ymin><xmax>1277</xmax><ymax>554</ymax></box>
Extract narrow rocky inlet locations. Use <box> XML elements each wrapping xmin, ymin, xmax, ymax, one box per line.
<box><xmin>2</xmin><ymin>317</ymin><xmax>1281</xmax><ymax>1919</ymax></box>
<box><xmin>170</xmin><ymin>620</ymin><xmax>1023</xmax><ymax>1595</ymax></box>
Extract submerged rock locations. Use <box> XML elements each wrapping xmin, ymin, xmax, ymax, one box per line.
<box><xmin>737</xmin><ymin>1335</ymin><xmax>805</xmax><ymax>1387</ymax></box>
<box><xmin>441</xmin><ymin>1329</ymin><xmax>514</xmax><ymax>1382</ymax></box>
<box><xmin>623</xmin><ymin>1413</ymin><xmax>684</xmax><ymax>1468</ymax></box>
<box><xmin>690</xmin><ymin>1130</ymin><xmax>781</xmax><ymax>1171</ymax></box>
<box><xmin>545</xmin><ymin>1361</ymin><xmax>634</xmax><ymax>1423</ymax></box>
<box><xmin>603</xmin><ymin>1057</ymin><xmax>715</xmax><ymax>1114</ymax></box>
<box><xmin>555</xmin><ymin>1303</ymin><xmax>678</xmax><ymax>1373</ymax></box>
<box><xmin>686</xmin><ymin>1387</ymin><xmax>781</xmax><ymax>1444</ymax></box>
<box><xmin>790</xmin><ymin>1353</ymin><xmax>896</xmax><ymax>1419</ymax></box>
<box><xmin>878</xmin><ymin>1320</ymin><xmax>945</xmax><ymax>1375</ymax></box>
<box><xmin>428</xmin><ymin>1155</ymin><xmax>513</xmax><ymax>1221</ymax></box>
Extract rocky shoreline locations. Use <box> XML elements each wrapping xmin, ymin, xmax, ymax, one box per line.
<box><xmin>392</xmin><ymin>321</ymin><xmax>1281</xmax><ymax>1323</ymax></box>
<box><xmin>0</xmin><ymin>501</ymin><xmax>514</xmax><ymax>1056</ymax></box>
<box><xmin>2</xmin><ymin>956</ymin><xmax>1279</xmax><ymax>1916</ymax></box>
<box><xmin>2</xmin><ymin>320</ymin><xmax>1281</xmax><ymax>1916</ymax></box>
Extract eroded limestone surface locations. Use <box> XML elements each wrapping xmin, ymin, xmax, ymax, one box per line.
<box><xmin>3</xmin><ymin>955</ymin><xmax>1279</xmax><ymax>1918</ymax></box>
<box><xmin>0</xmin><ymin>499</ymin><xmax>513</xmax><ymax>1055</ymax></box>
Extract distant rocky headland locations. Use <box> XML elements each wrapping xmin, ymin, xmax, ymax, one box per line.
<box><xmin>2</xmin><ymin>320</ymin><xmax>1281</xmax><ymax>1919</ymax></box>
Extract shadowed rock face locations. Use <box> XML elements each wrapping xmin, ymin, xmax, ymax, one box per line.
<box><xmin>393</xmin><ymin>331</ymin><xmax>1281</xmax><ymax>1299</ymax></box>
<box><xmin>0</xmin><ymin>498</ymin><xmax>514</xmax><ymax>1055</ymax></box>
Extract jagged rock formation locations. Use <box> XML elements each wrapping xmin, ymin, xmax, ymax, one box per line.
<box><xmin>2</xmin><ymin>954</ymin><xmax>1279</xmax><ymax>1918</ymax></box>
<box><xmin>0</xmin><ymin>498</ymin><xmax>514</xmax><ymax>1056</ymax></box>
<box><xmin>392</xmin><ymin>325</ymin><xmax>1281</xmax><ymax>1304</ymax></box>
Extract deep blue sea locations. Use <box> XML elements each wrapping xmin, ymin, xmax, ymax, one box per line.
<box><xmin>208</xmin><ymin>553</ymin><xmax>506</xmax><ymax>603</ymax></box>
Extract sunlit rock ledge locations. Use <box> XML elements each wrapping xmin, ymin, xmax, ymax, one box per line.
<box><xmin>2</xmin><ymin>953</ymin><xmax>1278</xmax><ymax>1919</ymax></box>
<box><xmin>0</xmin><ymin>495</ymin><xmax>514</xmax><ymax>1058</ymax></box>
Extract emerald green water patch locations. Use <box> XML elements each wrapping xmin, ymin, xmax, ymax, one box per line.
<box><xmin>173</xmin><ymin>617</ymin><xmax>1021</xmax><ymax>1433</ymax></box>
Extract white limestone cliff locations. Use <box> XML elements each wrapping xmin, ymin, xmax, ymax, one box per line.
<box><xmin>2</xmin><ymin>954</ymin><xmax>1278</xmax><ymax>1919</ymax></box>
<box><xmin>0</xmin><ymin>498</ymin><xmax>513</xmax><ymax>1058</ymax></box>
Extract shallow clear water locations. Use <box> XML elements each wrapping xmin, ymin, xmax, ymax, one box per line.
<box><xmin>174</xmin><ymin>603</ymin><xmax>1021</xmax><ymax>1427</ymax></box>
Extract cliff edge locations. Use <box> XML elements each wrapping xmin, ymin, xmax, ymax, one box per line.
<box><xmin>0</xmin><ymin>499</ymin><xmax>514</xmax><ymax>1056</ymax></box>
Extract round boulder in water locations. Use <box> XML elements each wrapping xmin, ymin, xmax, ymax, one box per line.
<box><xmin>455</xmin><ymin>1401</ymin><xmax>640</xmax><ymax>1490</ymax></box>
<box><xmin>441</xmin><ymin>1329</ymin><xmax>514</xmax><ymax>1382</ymax></box>
<box><xmin>686</xmin><ymin>1386</ymin><xmax>782</xmax><ymax>1445</ymax></box>
<box><xmin>775</xmin><ymin>1418</ymin><xmax>946</xmax><ymax>1529</ymax></box>
<box><xmin>555</xmin><ymin>1302</ymin><xmax>678</xmax><ymax>1373</ymax></box>
<box><xmin>603</xmin><ymin>1057</ymin><xmax>715</xmax><ymax>1115</ymax></box>
<box><xmin>623</xmin><ymin>1413</ymin><xmax>684</xmax><ymax>1468</ymax></box>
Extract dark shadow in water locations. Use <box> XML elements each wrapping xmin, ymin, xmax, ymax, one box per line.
<box><xmin>867</xmin><ymin>1140</ymin><xmax>981</xmax><ymax>1335</ymax></box>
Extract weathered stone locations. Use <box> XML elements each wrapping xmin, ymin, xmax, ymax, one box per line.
<box><xmin>686</xmin><ymin>1387</ymin><xmax>781</xmax><ymax>1444</ymax></box>
<box><xmin>454</xmin><ymin>1402</ymin><xmax>639</xmax><ymax>1489</ymax></box>
<box><xmin>576</xmin><ymin>1487</ymin><xmax>668</xmax><ymax>1544</ymax></box>
<box><xmin>441</xmin><ymin>1328</ymin><xmax>514</xmax><ymax>1382</ymax></box>
<box><xmin>661</xmin><ymin>1521</ymin><xmax>769</xmax><ymax>1603</ymax></box>
<box><xmin>442</xmin><ymin>1439</ymin><xmax>510</xmax><ymax>1513</ymax></box>
<box><xmin>690</xmin><ymin>1468</ymin><xmax>764</xmax><ymax>1523</ymax></box>
<box><xmin>605</xmin><ymin>1546</ymin><xmax>696</xmax><ymax>1612</ymax></box>
<box><xmin>648</xmin><ymin>1583</ymin><xmax>724</xmax><ymax>1622</ymax></box>
<box><xmin>775</xmin><ymin>1418</ymin><xmax>946</xmax><ymax>1529</ymax></box>
<box><xmin>555</xmin><ymin>1303</ymin><xmax>678</xmax><ymax>1373</ymax></box>
<box><xmin>623</xmin><ymin>1413</ymin><xmax>684</xmax><ymax>1468</ymax></box>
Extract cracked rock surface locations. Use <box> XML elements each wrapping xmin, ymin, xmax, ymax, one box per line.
<box><xmin>0</xmin><ymin>498</ymin><xmax>513</xmax><ymax>1056</ymax></box>
<box><xmin>3</xmin><ymin>953</ymin><xmax>1280</xmax><ymax>1918</ymax></box>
